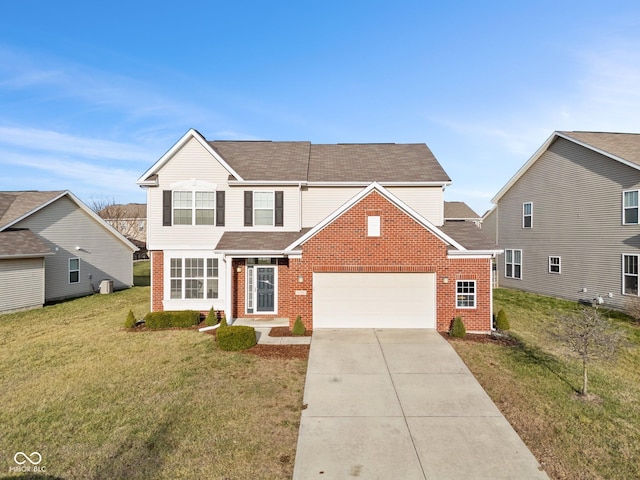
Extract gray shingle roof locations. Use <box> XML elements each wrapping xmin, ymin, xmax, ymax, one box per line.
<box><xmin>0</xmin><ymin>229</ymin><xmax>52</xmax><ymax>258</ymax></box>
<box><xmin>215</xmin><ymin>229</ymin><xmax>311</xmax><ymax>251</ymax></box>
<box><xmin>559</xmin><ymin>131</ymin><xmax>640</xmax><ymax>167</ymax></box>
<box><xmin>208</xmin><ymin>141</ymin><xmax>450</xmax><ymax>183</ymax></box>
<box><xmin>440</xmin><ymin>221</ymin><xmax>500</xmax><ymax>251</ymax></box>
<box><xmin>444</xmin><ymin>201</ymin><xmax>480</xmax><ymax>220</ymax></box>
<box><xmin>0</xmin><ymin>191</ymin><xmax>65</xmax><ymax>229</ymax></box>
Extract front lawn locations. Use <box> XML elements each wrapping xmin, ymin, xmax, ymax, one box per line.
<box><xmin>0</xmin><ymin>287</ymin><xmax>306</xmax><ymax>479</ymax></box>
<box><xmin>450</xmin><ymin>288</ymin><xmax>640</xmax><ymax>480</ymax></box>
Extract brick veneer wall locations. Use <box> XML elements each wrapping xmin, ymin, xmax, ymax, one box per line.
<box><xmin>282</xmin><ymin>190</ymin><xmax>493</xmax><ymax>332</ymax></box>
<box><xmin>150</xmin><ymin>250</ymin><xmax>164</xmax><ymax>312</ymax></box>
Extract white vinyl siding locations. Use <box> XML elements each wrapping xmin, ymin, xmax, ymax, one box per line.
<box><xmin>623</xmin><ymin>190</ymin><xmax>639</xmax><ymax>225</ymax></box>
<box><xmin>0</xmin><ymin>258</ymin><xmax>46</xmax><ymax>313</ymax></box>
<box><xmin>623</xmin><ymin>254</ymin><xmax>638</xmax><ymax>296</ymax></box>
<box><xmin>456</xmin><ymin>280</ymin><xmax>476</xmax><ymax>308</ymax></box>
<box><xmin>505</xmin><ymin>249</ymin><xmax>522</xmax><ymax>279</ymax></box>
<box><xmin>548</xmin><ymin>256</ymin><xmax>561</xmax><ymax>274</ymax></box>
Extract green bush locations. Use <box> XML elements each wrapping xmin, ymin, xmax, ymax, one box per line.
<box><xmin>450</xmin><ymin>316</ymin><xmax>466</xmax><ymax>338</ymax></box>
<box><xmin>219</xmin><ymin>313</ymin><xmax>228</xmax><ymax>328</ymax></box>
<box><xmin>145</xmin><ymin>310</ymin><xmax>201</xmax><ymax>329</ymax></box>
<box><xmin>217</xmin><ymin>326</ymin><xmax>257</xmax><ymax>351</ymax></box>
<box><xmin>292</xmin><ymin>315</ymin><xmax>306</xmax><ymax>336</ymax></box>
<box><xmin>495</xmin><ymin>308</ymin><xmax>510</xmax><ymax>331</ymax></box>
<box><xmin>124</xmin><ymin>309</ymin><xmax>136</xmax><ymax>329</ymax></box>
<box><xmin>205</xmin><ymin>307</ymin><xmax>218</xmax><ymax>326</ymax></box>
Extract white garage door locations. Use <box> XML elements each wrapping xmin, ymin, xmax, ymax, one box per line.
<box><xmin>313</xmin><ymin>272</ymin><xmax>436</xmax><ymax>328</ymax></box>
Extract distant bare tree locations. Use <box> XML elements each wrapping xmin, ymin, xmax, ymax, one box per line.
<box><xmin>551</xmin><ymin>307</ymin><xmax>626</xmax><ymax>396</ymax></box>
<box><xmin>90</xmin><ymin>198</ymin><xmax>146</xmax><ymax>241</ymax></box>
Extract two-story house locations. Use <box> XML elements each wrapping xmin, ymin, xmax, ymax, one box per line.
<box><xmin>137</xmin><ymin>129</ymin><xmax>500</xmax><ymax>332</ymax></box>
<box><xmin>484</xmin><ymin>131</ymin><xmax>640</xmax><ymax>310</ymax></box>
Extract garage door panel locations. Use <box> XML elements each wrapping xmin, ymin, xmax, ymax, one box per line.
<box><xmin>313</xmin><ymin>273</ymin><xmax>435</xmax><ymax>329</ymax></box>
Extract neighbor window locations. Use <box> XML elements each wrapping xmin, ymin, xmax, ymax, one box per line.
<box><xmin>456</xmin><ymin>280</ymin><xmax>476</xmax><ymax>308</ymax></box>
<box><xmin>523</xmin><ymin>202</ymin><xmax>533</xmax><ymax>228</ymax></box>
<box><xmin>69</xmin><ymin>258</ymin><xmax>80</xmax><ymax>284</ymax></box>
<box><xmin>170</xmin><ymin>257</ymin><xmax>219</xmax><ymax>299</ymax></box>
<box><xmin>623</xmin><ymin>254</ymin><xmax>639</xmax><ymax>295</ymax></box>
<box><xmin>549</xmin><ymin>256</ymin><xmax>561</xmax><ymax>274</ymax></box>
<box><xmin>173</xmin><ymin>191</ymin><xmax>215</xmax><ymax>225</ymax></box>
<box><xmin>254</xmin><ymin>191</ymin><xmax>275</xmax><ymax>226</ymax></box>
<box><xmin>623</xmin><ymin>190</ymin><xmax>639</xmax><ymax>225</ymax></box>
<box><xmin>505</xmin><ymin>249</ymin><xmax>522</xmax><ymax>279</ymax></box>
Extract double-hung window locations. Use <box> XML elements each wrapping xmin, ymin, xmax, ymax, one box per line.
<box><xmin>549</xmin><ymin>256</ymin><xmax>561</xmax><ymax>274</ymax></box>
<box><xmin>505</xmin><ymin>249</ymin><xmax>522</xmax><ymax>279</ymax></box>
<box><xmin>623</xmin><ymin>190</ymin><xmax>639</xmax><ymax>225</ymax></box>
<box><xmin>254</xmin><ymin>191</ymin><xmax>275</xmax><ymax>226</ymax></box>
<box><xmin>69</xmin><ymin>258</ymin><xmax>80</xmax><ymax>284</ymax></box>
<box><xmin>456</xmin><ymin>280</ymin><xmax>476</xmax><ymax>308</ymax></box>
<box><xmin>523</xmin><ymin>202</ymin><xmax>533</xmax><ymax>228</ymax></box>
<box><xmin>173</xmin><ymin>191</ymin><xmax>215</xmax><ymax>225</ymax></box>
<box><xmin>623</xmin><ymin>254</ymin><xmax>639</xmax><ymax>295</ymax></box>
<box><xmin>170</xmin><ymin>257</ymin><xmax>219</xmax><ymax>299</ymax></box>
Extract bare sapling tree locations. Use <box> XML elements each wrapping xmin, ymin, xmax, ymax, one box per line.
<box><xmin>624</xmin><ymin>296</ymin><xmax>640</xmax><ymax>324</ymax></box>
<box><xmin>90</xmin><ymin>198</ymin><xmax>144</xmax><ymax>240</ymax></box>
<box><xmin>551</xmin><ymin>307</ymin><xmax>625</xmax><ymax>396</ymax></box>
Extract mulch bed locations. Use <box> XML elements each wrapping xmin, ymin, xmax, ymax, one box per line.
<box><xmin>441</xmin><ymin>331</ymin><xmax>521</xmax><ymax>347</ymax></box>
<box><xmin>244</xmin><ymin>344</ymin><xmax>310</xmax><ymax>360</ymax></box>
<box><xmin>269</xmin><ymin>326</ymin><xmax>313</xmax><ymax>337</ymax></box>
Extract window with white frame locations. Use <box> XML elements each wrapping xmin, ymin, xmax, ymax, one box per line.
<box><xmin>623</xmin><ymin>190</ymin><xmax>639</xmax><ymax>225</ymax></box>
<box><xmin>69</xmin><ymin>258</ymin><xmax>80</xmax><ymax>284</ymax></box>
<box><xmin>623</xmin><ymin>254</ymin><xmax>638</xmax><ymax>295</ymax></box>
<box><xmin>173</xmin><ymin>191</ymin><xmax>215</xmax><ymax>225</ymax></box>
<box><xmin>505</xmin><ymin>249</ymin><xmax>522</xmax><ymax>279</ymax></box>
<box><xmin>523</xmin><ymin>202</ymin><xmax>533</xmax><ymax>228</ymax></box>
<box><xmin>367</xmin><ymin>215</ymin><xmax>381</xmax><ymax>237</ymax></box>
<box><xmin>170</xmin><ymin>257</ymin><xmax>219</xmax><ymax>299</ymax></box>
<box><xmin>549</xmin><ymin>256</ymin><xmax>561</xmax><ymax>274</ymax></box>
<box><xmin>456</xmin><ymin>280</ymin><xmax>476</xmax><ymax>308</ymax></box>
<box><xmin>254</xmin><ymin>191</ymin><xmax>274</xmax><ymax>226</ymax></box>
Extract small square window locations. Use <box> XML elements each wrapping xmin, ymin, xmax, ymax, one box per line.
<box><xmin>549</xmin><ymin>256</ymin><xmax>561</xmax><ymax>274</ymax></box>
<box><xmin>367</xmin><ymin>215</ymin><xmax>380</xmax><ymax>237</ymax></box>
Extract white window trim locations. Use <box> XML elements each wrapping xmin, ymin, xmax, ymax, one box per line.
<box><xmin>622</xmin><ymin>253</ymin><xmax>639</xmax><ymax>296</ymax></box>
<box><xmin>456</xmin><ymin>280</ymin><xmax>477</xmax><ymax>309</ymax></box>
<box><xmin>523</xmin><ymin>202</ymin><xmax>533</xmax><ymax>228</ymax></box>
<box><xmin>166</xmin><ymin>255</ymin><xmax>221</xmax><ymax>304</ymax></box>
<box><xmin>254</xmin><ymin>190</ymin><xmax>275</xmax><ymax>227</ymax></box>
<box><xmin>69</xmin><ymin>257</ymin><xmax>80</xmax><ymax>284</ymax></box>
<box><xmin>622</xmin><ymin>190</ymin><xmax>639</xmax><ymax>225</ymax></box>
<box><xmin>173</xmin><ymin>190</ymin><xmax>216</xmax><ymax>226</ymax></box>
<box><xmin>505</xmin><ymin>249</ymin><xmax>522</xmax><ymax>279</ymax></box>
<box><xmin>367</xmin><ymin>215</ymin><xmax>381</xmax><ymax>237</ymax></box>
<box><xmin>548</xmin><ymin>256</ymin><xmax>561</xmax><ymax>274</ymax></box>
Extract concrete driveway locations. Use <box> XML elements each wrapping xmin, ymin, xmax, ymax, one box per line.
<box><xmin>293</xmin><ymin>329</ymin><xmax>548</xmax><ymax>480</ymax></box>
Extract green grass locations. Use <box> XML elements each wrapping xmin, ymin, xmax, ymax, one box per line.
<box><xmin>0</xmin><ymin>288</ymin><xmax>306</xmax><ymax>479</ymax></box>
<box><xmin>450</xmin><ymin>288</ymin><xmax>640</xmax><ymax>480</ymax></box>
<box><xmin>133</xmin><ymin>260</ymin><xmax>150</xmax><ymax>286</ymax></box>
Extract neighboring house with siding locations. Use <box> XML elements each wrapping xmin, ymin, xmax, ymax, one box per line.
<box><xmin>0</xmin><ymin>191</ymin><xmax>137</xmax><ymax>313</ymax></box>
<box><xmin>137</xmin><ymin>129</ymin><xmax>501</xmax><ymax>332</ymax></box>
<box><xmin>484</xmin><ymin>131</ymin><xmax>640</xmax><ymax>310</ymax></box>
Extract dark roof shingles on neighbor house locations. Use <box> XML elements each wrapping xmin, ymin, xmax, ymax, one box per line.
<box><xmin>0</xmin><ymin>191</ymin><xmax>65</xmax><ymax>229</ymax></box>
<box><xmin>559</xmin><ymin>131</ymin><xmax>640</xmax><ymax>167</ymax></box>
<box><xmin>209</xmin><ymin>141</ymin><xmax>451</xmax><ymax>183</ymax></box>
<box><xmin>444</xmin><ymin>201</ymin><xmax>480</xmax><ymax>220</ymax></box>
<box><xmin>441</xmin><ymin>221</ymin><xmax>499</xmax><ymax>251</ymax></box>
<box><xmin>0</xmin><ymin>229</ymin><xmax>52</xmax><ymax>258</ymax></box>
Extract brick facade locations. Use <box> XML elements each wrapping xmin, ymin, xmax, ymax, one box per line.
<box><xmin>150</xmin><ymin>250</ymin><xmax>164</xmax><ymax>312</ymax></box>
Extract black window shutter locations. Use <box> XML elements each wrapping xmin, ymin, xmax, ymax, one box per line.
<box><xmin>275</xmin><ymin>191</ymin><xmax>284</xmax><ymax>227</ymax></box>
<box><xmin>162</xmin><ymin>190</ymin><xmax>172</xmax><ymax>226</ymax></box>
<box><xmin>244</xmin><ymin>191</ymin><xmax>253</xmax><ymax>226</ymax></box>
<box><xmin>216</xmin><ymin>191</ymin><xmax>225</xmax><ymax>226</ymax></box>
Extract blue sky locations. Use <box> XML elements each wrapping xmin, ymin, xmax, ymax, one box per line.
<box><xmin>1</xmin><ymin>1</ymin><xmax>640</xmax><ymax>215</ymax></box>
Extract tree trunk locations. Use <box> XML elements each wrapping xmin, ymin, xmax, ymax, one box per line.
<box><xmin>581</xmin><ymin>358</ymin><xmax>588</xmax><ymax>396</ymax></box>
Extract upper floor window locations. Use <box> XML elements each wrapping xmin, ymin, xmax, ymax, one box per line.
<box><xmin>523</xmin><ymin>202</ymin><xmax>533</xmax><ymax>228</ymax></box>
<box><xmin>623</xmin><ymin>254</ymin><xmax>638</xmax><ymax>296</ymax></box>
<box><xmin>549</xmin><ymin>256</ymin><xmax>561</xmax><ymax>274</ymax></box>
<box><xmin>173</xmin><ymin>191</ymin><xmax>215</xmax><ymax>225</ymax></box>
<box><xmin>505</xmin><ymin>249</ymin><xmax>522</xmax><ymax>279</ymax></box>
<box><xmin>254</xmin><ymin>191</ymin><xmax>275</xmax><ymax>226</ymax></box>
<box><xmin>623</xmin><ymin>190</ymin><xmax>639</xmax><ymax>225</ymax></box>
<box><xmin>244</xmin><ymin>191</ymin><xmax>284</xmax><ymax>227</ymax></box>
<box><xmin>456</xmin><ymin>280</ymin><xmax>476</xmax><ymax>308</ymax></box>
<box><xmin>69</xmin><ymin>258</ymin><xmax>80</xmax><ymax>284</ymax></box>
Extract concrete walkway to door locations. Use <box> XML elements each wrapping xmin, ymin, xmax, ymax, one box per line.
<box><xmin>293</xmin><ymin>329</ymin><xmax>548</xmax><ymax>480</ymax></box>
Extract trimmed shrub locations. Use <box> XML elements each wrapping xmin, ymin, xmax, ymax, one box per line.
<box><xmin>495</xmin><ymin>308</ymin><xmax>510</xmax><ymax>331</ymax></box>
<box><xmin>219</xmin><ymin>313</ymin><xmax>228</xmax><ymax>328</ymax></box>
<box><xmin>292</xmin><ymin>315</ymin><xmax>306</xmax><ymax>336</ymax></box>
<box><xmin>217</xmin><ymin>326</ymin><xmax>257</xmax><ymax>351</ymax></box>
<box><xmin>205</xmin><ymin>307</ymin><xmax>218</xmax><ymax>326</ymax></box>
<box><xmin>450</xmin><ymin>316</ymin><xmax>466</xmax><ymax>338</ymax></box>
<box><xmin>145</xmin><ymin>310</ymin><xmax>200</xmax><ymax>329</ymax></box>
<box><xmin>124</xmin><ymin>309</ymin><xmax>136</xmax><ymax>329</ymax></box>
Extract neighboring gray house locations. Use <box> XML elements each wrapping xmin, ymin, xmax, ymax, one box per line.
<box><xmin>0</xmin><ymin>191</ymin><xmax>137</xmax><ymax>313</ymax></box>
<box><xmin>444</xmin><ymin>201</ymin><xmax>482</xmax><ymax>226</ymax></box>
<box><xmin>484</xmin><ymin>131</ymin><xmax>640</xmax><ymax>310</ymax></box>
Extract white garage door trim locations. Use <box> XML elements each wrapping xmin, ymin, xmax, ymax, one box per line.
<box><xmin>313</xmin><ymin>272</ymin><xmax>436</xmax><ymax>329</ymax></box>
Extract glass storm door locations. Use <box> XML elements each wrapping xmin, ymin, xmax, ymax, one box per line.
<box><xmin>256</xmin><ymin>267</ymin><xmax>275</xmax><ymax>312</ymax></box>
